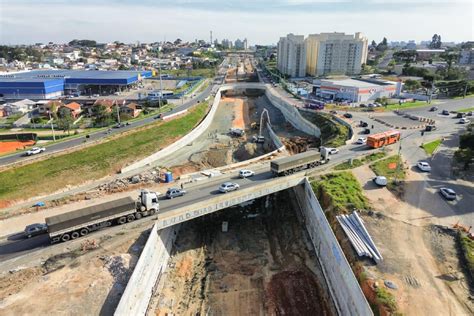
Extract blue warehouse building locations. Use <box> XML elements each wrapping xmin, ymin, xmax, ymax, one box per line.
<box><xmin>0</xmin><ymin>70</ymin><xmax>152</xmax><ymax>100</ymax></box>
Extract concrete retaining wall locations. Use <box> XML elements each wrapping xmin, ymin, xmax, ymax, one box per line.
<box><xmin>162</xmin><ymin>109</ymin><xmax>188</xmax><ymax>121</ymax></box>
<box><xmin>121</xmin><ymin>82</ymin><xmax>320</xmax><ymax>174</ymax></box>
<box><xmin>293</xmin><ymin>179</ymin><xmax>373</xmax><ymax>316</ymax></box>
<box><xmin>114</xmin><ymin>224</ymin><xmax>180</xmax><ymax>316</ymax></box>
<box><xmin>265</xmin><ymin>86</ymin><xmax>321</xmax><ymax>137</ymax></box>
<box><xmin>266</xmin><ymin>122</ymin><xmax>285</xmax><ymax>150</ymax></box>
<box><xmin>299</xmin><ymin>107</ymin><xmax>354</xmax><ymax>144</ymax></box>
<box><xmin>120</xmin><ymin>93</ymin><xmax>220</xmax><ymax>173</ymax></box>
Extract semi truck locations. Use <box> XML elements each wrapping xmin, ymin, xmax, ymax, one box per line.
<box><xmin>271</xmin><ymin>149</ymin><xmax>329</xmax><ymax>176</ymax></box>
<box><xmin>28</xmin><ymin>190</ymin><xmax>160</xmax><ymax>243</ymax></box>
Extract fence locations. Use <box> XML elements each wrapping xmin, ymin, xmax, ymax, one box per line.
<box><xmin>293</xmin><ymin>179</ymin><xmax>373</xmax><ymax>316</ymax></box>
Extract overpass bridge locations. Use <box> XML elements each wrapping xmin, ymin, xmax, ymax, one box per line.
<box><xmin>115</xmin><ymin>167</ymin><xmax>373</xmax><ymax>316</ymax></box>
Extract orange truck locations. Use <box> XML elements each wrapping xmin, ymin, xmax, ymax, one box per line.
<box><xmin>367</xmin><ymin>130</ymin><xmax>401</xmax><ymax>149</ymax></box>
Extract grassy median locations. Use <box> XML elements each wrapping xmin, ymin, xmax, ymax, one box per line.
<box><xmin>422</xmin><ymin>139</ymin><xmax>442</xmax><ymax>156</ymax></box>
<box><xmin>0</xmin><ymin>102</ymin><xmax>209</xmax><ymax>203</ymax></box>
<box><xmin>334</xmin><ymin>152</ymin><xmax>386</xmax><ymax>170</ymax></box>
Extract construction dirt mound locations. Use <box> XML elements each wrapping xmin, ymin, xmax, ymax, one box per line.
<box><xmin>283</xmin><ymin>136</ymin><xmax>318</xmax><ymax>154</ymax></box>
<box><xmin>266</xmin><ymin>266</ymin><xmax>332</xmax><ymax>315</ymax></box>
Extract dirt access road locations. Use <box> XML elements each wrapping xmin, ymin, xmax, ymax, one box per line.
<box><xmin>352</xmin><ymin>165</ymin><xmax>472</xmax><ymax>315</ymax></box>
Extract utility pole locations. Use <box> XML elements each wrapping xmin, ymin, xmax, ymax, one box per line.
<box><xmin>116</xmin><ymin>103</ymin><xmax>121</xmax><ymax>125</ymax></box>
<box><xmin>48</xmin><ymin>111</ymin><xmax>56</xmax><ymax>142</ymax></box>
<box><xmin>463</xmin><ymin>82</ymin><xmax>468</xmax><ymax>98</ymax></box>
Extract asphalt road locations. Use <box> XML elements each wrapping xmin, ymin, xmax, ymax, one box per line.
<box><xmin>348</xmin><ymin>98</ymin><xmax>474</xmax><ymax>228</ymax></box>
<box><xmin>0</xmin><ymin>164</ymin><xmax>277</xmax><ymax>261</ymax></box>
<box><xmin>0</xmin><ymin>85</ymin><xmax>213</xmax><ymax>167</ymax></box>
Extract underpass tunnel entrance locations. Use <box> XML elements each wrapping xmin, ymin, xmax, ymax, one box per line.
<box><xmin>149</xmin><ymin>189</ymin><xmax>337</xmax><ymax>315</ymax></box>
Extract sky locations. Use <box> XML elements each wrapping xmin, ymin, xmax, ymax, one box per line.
<box><xmin>0</xmin><ymin>0</ymin><xmax>473</xmax><ymax>45</ymax></box>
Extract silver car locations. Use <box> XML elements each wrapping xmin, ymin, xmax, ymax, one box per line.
<box><xmin>219</xmin><ymin>182</ymin><xmax>240</xmax><ymax>193</ymax></box>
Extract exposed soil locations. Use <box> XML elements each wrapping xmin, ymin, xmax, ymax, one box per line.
<box><xmin>150</xmin><ymin>190</ymin><xmax>336</xmax><ymax>316</ymax></box>
<box><xmin>0</xmin><ymin>227</ymin><xmax>150</xmax><ymax>315</ymax></box>
<box><xmin>351</xmin><ymin>165</ymin><xmax>472</xmax><ymax>315</ymax></box>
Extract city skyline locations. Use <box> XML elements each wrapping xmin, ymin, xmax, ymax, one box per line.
<box><xmin>1</xmin><ymin>0</ymin><xmax>472</xmax><ymax>45</ymax></box>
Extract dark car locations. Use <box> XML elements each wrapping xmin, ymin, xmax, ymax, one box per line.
<box><xmin>425</xmin><ymin>125</ymin><xmax>437</xmax><ymax>132</ymax></box>
<box><xmin>467</xmin><ymin>111</ymin><xmax>473</xmax><ymax>116</ymax></box>
<box><xmin>360</xmin><ymin>121</ymin><xmax>369</xmax><ymax>127</ymax></box>
<box><xmin>441</xmin><ymin>110</ymin><xmax>450</xmax><ymax>115</ymax></box>
<box><xmin>24</xmin><ymin>223</ymin><xmax>48</xmax><ymax>238</ymax></box>
<box><xmin>456</xmin><ymin>112</ymin><xmax>466</xmax><ymax>118</ymax></box>
<box><xmin>343</xmin><ymin>113</ymin><xmax>353</xmax><ymax>118</ymax></box>
<box><xmin>165</xmin><ymin>188</ymin><xmax>186</xmax><ymax>199</ymax></box>
<box><xmin>363</xmin><ymin>128</ymin><xmax>371</xmax><ymax>134</ymax></box>
<box><xmin>329</xmin><ymin>110</ymin><xmax>337</xmax><ymax>115</ymax></box>
<box><xmin>429</xmin><ymin>106</ymin><xmax>438</xmax><ymax>112</ymax></box>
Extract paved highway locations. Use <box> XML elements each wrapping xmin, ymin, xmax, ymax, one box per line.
<box><xmin>0</xmin><ymin>85</ymin><xmax>213</xmax><ymax>167</ymax></box>
<box><xmin>0</xmin><ymin>163</ymin><xmax>278</xmax><ymax>261</ymax></box>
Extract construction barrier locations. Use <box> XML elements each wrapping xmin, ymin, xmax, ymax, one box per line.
<box><xmin>293</xmin><ymin>179</ymin><xmax>373</xmax><ymax>316</ymax></box>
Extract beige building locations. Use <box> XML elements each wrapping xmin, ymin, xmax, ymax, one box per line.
<box><xmin>305</xmin><ymin>32</ymin><xmax>368</xmax><ymax>76</ymax></box>
<box><xmin>277</xmin><ymin>34</ymin><xmax>306</xmax><ymax>77</ymax></box>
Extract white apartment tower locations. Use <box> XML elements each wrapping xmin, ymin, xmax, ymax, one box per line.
<box><xmin>277</xmin><ymin>34</ymin><xmax>306</xmax><ymax>77</ymax></box>
<box><xmin>305</xmin><ymin>32</ymin><xmax>368</xmax><ymax>76</ymax></box>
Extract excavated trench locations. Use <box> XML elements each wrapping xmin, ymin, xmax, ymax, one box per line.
<box><xmin>150</xmin><ymin>189</ymin><xmax>337</xmax><ymax>315</ymax></box>
<box><xmin>163</xmin><ymin>89</ymin><xmax>318</xmax><ymax>178</ymax></box>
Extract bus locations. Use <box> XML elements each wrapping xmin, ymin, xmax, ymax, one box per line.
<box><xmin>367</xmin><ymin>130</ymin><xmax>400</xmax><ymax>149</ymax></box>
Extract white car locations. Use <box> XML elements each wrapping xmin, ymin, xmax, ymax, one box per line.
<box><xmin>239</xmin><ymin>169</ymin><xmax>255</xmax><ymax>178</ymax></box>
<box><xmin>459</xmin><ymin>118</ymin><xmax>470</xmax><ymax>124</ymax></box>
<box><xmin>439</xmin><ymin>187</ymin><xmax>457</xmax><ymax>201</ymax></box>
<box><xmin>327</xmin><ymin>148</ymin><xmax>339</xmax><ymax>155</ymax></box>
<box><xmin>417</xmin><ymin>161</ymin><xmax>431</xmax><ymax>172</ymax></box>
<box><xmin>26</xmin><ymin>147</ymin><xmax>46</xmax><ymax>156</ymax></box>
<box><xmin>219</xmin><ymin>182</ymin><xmax>240</xmax><ymax>193</ymax></box>
<box><xmin>373</xmin><ymin>176</ymin><xmax>388</xmax><ymax>187</ymax></box>
<box><xmin>356</xmin><ymin>137</ymin><xmax>367</xmax><ymax>145</ymax></box>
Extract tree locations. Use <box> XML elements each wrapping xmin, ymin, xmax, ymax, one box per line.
<box><xmin>57</xmin><ymin>107</ymin><xmax>74</xmax><ymax>135</ymax></box>
<box><xmin>118</xmin><ymin>64</ymin><xmax>128</xmax><ymax>70</ymax></box>
<box><xmin>371</xmin><ymin>40</ymin><xmax>377</xmax><ymax>48</ymax></box>
<box><xmin>429</xmin><ymin>34</ymin><xmax>442</xmax><ymax>49</ymax></box>
<box><xmin>376</xmin><ymin>37</ymin><xmax>388</xmax><ymax>52</ymax></box>
<box><xmin>440</xmin><ymin>51</ymin><xmax>460</xmax><ymax>71</ymax></box>
<box><xmin>92</xmin><ymin>105</ymin><xmax>113</xmax><ymax>127</ymax></box>
<box><xmin>404</xmin><ymin>79</ymin><xmax>422</xmax><ymax>92</ymax></box>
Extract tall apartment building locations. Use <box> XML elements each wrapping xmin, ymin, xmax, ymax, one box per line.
<box><xmin>305</xmin><ymin>32</ymin><xmax>368</xmax><ymax>76</ymax></box>
<box><xmin>277</xmin><ymin>34</ymin><xmax>306</xmax><ymax>77</ymax></box>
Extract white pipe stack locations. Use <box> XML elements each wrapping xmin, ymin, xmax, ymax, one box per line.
<box><xmin>336</xmin><ymin>211</ymin><xmax>383</xmax><ymax>264</ymax></box>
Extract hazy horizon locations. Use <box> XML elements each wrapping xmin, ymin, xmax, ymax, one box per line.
<box><xmin>1</xmin><ymin>0</ymin><xmax>473</xmax><ymax>45</ymax></box>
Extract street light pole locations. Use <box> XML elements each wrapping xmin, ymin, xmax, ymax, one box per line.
<box><xmin>157</xmin><ymin>46</ymin><xmax>163</xmax><ymax>108</ymax></box>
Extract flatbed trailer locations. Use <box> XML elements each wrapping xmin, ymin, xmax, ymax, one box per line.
<box><xmin>271</xmin><ymin>150</ymin><xmax>323</xmax><ymax>176</ymax></box>
<box><xmin>45</xmin><ymin>190</ymin><xmax>159</xmax><ymax>243</ymax></box>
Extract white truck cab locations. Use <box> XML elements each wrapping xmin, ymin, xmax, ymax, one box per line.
<box><xmin>138</xmin><ymin>189</ymin><xmax>160</xmax><ymax>212</ymax></box>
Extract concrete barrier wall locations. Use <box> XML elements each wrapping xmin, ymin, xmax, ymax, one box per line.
<box><xmin>293</xmin><ymin>179</ymin><xmax>373</xmax><ymax>316</ymax></box>
<box><xmin>162</xmin><ymin>109</ymin><xmax>188</xmax><ymax>121</ymax></box>
<box><xmin>266</xmin><ymin>122</ymin><xmax>285</xmax><ymax>150</ymax></box>
<box><xmin>265</xmin><ymin>86</ymin><xmax>321</xmax><ymax>137</ymax></box>
<box><xmin>114</xmin><ymin>224</ymin><xmax>180</xmax><ymax>316</ymax></box>
<box><xmin>299</xmin><ymin>107</ymin><xmax>354</xmax><ymax>144</ymax></box>
<box><xmin>120</xmin><ymin>92</ymin><xmax>221</xmax><ymax>173</ymax></box>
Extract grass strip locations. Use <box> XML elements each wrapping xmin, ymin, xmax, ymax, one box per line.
<box><xmin>334</xmin><ymin>152</ymin><xmax>386</xmax><ymax>170</ymax></box>
<box><xmin>421</xmin><ymin>139</ymin><xmax>442</xmax><ymax>156</ymax></box>
<box><xmin>0</xmin><ymin>102</ymin><xmax>209</xmax><ymax>202</ymax></box>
